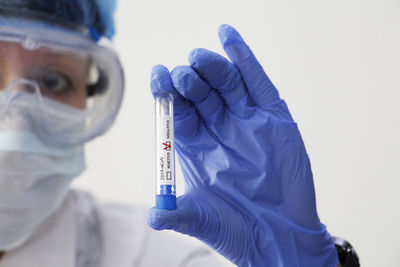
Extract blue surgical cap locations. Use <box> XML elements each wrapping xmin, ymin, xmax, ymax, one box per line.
<box><xmin>0</xmin><ymin>0</ymin><xmax>117</xmax><ymax>40</ymax></box>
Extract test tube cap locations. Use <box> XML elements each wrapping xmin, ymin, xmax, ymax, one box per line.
<box><xmin>156</xmin><ymin>195</ymin><xmax>177</xmax><ymax>210</ymax></box>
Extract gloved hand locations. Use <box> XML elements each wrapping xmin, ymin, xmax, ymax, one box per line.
<box><xmin>148</xmin><ymin>24</ymin><xmax>338</xmax><ymax>267</ymax></box>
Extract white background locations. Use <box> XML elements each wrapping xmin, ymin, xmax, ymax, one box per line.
<box><xmin>73</xmin><ymin>0</ymin><xmax>400</xmax><ymax>266</ymax></box>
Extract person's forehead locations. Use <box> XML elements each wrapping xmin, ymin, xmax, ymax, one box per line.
<box><xmin>0</xmin><ymin>41</ymin><xmax>88</xmax><ymax>65</ymax></box>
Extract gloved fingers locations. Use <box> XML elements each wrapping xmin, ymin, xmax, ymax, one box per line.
<box><xmin>170</xmin><ymin>66</ymin><xmax>223</xmax><ymax>120</ymax></box>
<box><xmin>189</xmin><ymin>48</ymin><xmax>252</xmax><ymax>117</ymax></box>
<box><xmin>147</xmin><ymin>195</ymin><xmax>198</xmax><ymax>235</ymax></box>
<box><xmin>151</xmin><ymin>65</ymin><xmax>201</xmax><ymax>138</ymax></box>
<box><xmin>218</xmin><ymin>24</ymin><xmax>280</xmax><ymax>107</ymax></box>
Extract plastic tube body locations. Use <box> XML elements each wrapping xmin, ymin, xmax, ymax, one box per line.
<box><xmin>155</xmin><ymin>93</ymin><xmax>176</xmax><ymax>210</ymax></box>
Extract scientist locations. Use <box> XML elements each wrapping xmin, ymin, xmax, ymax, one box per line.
<box><xmin>0</xmin><ymin>0</ymin><xmax>358</xmax><ymax>266</ymax></box>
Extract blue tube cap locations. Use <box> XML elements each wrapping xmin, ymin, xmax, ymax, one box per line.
<box><xmin>156</xmin><ymin>195</ymin><xmax>177</xmax><ymax>210</ymax></box>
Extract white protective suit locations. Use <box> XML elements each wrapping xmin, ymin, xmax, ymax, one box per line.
<box><xmin>0</xmin><ymin>190</ymin><xmax>223</xmax><ymax>267</ymax></box>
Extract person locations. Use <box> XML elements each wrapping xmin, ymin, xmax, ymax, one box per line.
<box><xmin>0</xmin><ymin>0</ymin><xmax>359</xmax><ymax>266</ymax></box>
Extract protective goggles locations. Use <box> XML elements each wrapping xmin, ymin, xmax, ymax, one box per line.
<box><xmin>0</xmin><ymin>20</ymin><xmax>124</xmax><ymax>145</ymax></box>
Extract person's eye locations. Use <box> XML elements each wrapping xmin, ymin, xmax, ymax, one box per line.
<box><xmin>39</xmin><ymin>71</ymin><xmax>72</xmax><ymax>94</ymax></box>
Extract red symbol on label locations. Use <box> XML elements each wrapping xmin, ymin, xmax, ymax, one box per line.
<box><xmin>163</xmin><ymin>142</ymin><xmax>171</xmax><ymax>151</ymax></box>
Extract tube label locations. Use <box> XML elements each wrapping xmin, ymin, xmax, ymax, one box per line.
<box><xmin>156</xmin><ymin>115</ymin><xmax>175</xmax><ymax>189</ymax></box>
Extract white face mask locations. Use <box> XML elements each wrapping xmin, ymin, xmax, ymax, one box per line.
<box><xmin>0</xmin><ymin>111</ymin><xmax>85</xmax><ymax>251</ymax></box>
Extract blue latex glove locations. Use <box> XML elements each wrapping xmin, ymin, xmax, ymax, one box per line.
<box><xmin>148</xmin><ymin>24</ymin><xmax>338</xmax><ymax>267</ymax></box>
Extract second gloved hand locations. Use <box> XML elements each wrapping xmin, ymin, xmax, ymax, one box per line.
<box><xmin>148</xmin><ymin>25</ymin><xmax>338</xmax><ymax>267</ymax></box>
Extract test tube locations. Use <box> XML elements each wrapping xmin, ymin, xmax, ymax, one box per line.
<box><xmin>155</xmin><ymin>93</ymin><xmax>176</xmax><ymax>210</ymax></box>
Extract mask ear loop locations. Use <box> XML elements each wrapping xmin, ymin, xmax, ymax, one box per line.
<box><xmin>4</xmin><ymin>78</ymin><xmax>57</xmax><ymax>145</ymax></box>
<box><xmin>0</xmin><ymin>85</ymin><xmax>15</xmax><ymax>119</ymax></box>
<box><xmin>0</xmin><ymin>78</ymin><xmax>43</xmax><ymax>119</ymax></box>
<box><xmin>32</xmin><ymin>83</ymin><xmax>92</xmax><ymax>146</ymax></box>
